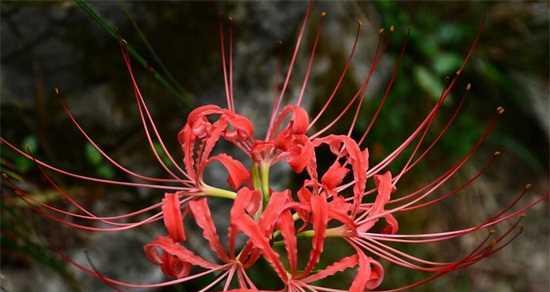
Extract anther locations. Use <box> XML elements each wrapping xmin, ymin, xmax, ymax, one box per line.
<box><xmin>120</xmin><ymin>39</ymin><xmax>128</xmax><ymax>46</ymax></box>
<box><xmin>321</xmin><ymin>12</ymin><xmax>327</xmax><ymax>17</ymax></box>
<box><xmin>390</xmin><ymin>25</ymin><xmax>395</xmax><ymax>32</ymax></box>
<box><xmin>466</xmin><ymin>83</ymin><xmax>471</xmax><ymax>91</ymax></box>
<box><xmin>456</xmin><ymin>69</ymin><xmax>462</xmax><ymax>75</ymax></box>
<box><xmin>379</xmin><ymin>28</ymin><xmax>385</xmax><ymax>34</ymax></box>
<box><xmin>496</xmin><ymin>106</ymin><xmax>504</xmax><ymax>115</ymax></box>
<box><xmin>524</xmin><ymin>183</ymin><xmax>532</xmax><ymax>190</ymax></box>
<box><xmin>493</xmin><ymin>151</ymin><xmax>501</xmax><ymax>157</ymax></box>
<box><xmin>54</xmin><ymin>88</ymin><xmax>60</xmax><ymax>95</ymax></box>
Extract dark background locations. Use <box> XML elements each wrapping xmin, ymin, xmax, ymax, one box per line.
<box><xmin>1</xmin><ymin>1</ymin><xmax>548</xmax><ymax>291</ymax></box>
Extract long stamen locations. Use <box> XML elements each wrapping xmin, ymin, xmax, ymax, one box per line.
<box><xmin>311</xmin><ymin>29</ymin><xmax>386</xmax><ymax>139</ymax></box>
<box><xmin>266</xmin><ymin>0</ymin><xmax>312</xmax><ymax>140</ymax></box>
<box><xmin>363</xmin><ymin>23</ymin><xmax>483</xmax><ymax>177</ymax></box>
<box><xmin>308</xmin><ymin>21</ymin><xmax>361</xmax><ymax>130</ymax></box>
<box><xmin>0</xmin><ymin>138</ymin><xmax>187</xmax><ymax>191</ymax></box>
<box><xmin>120</xmin><ymin>44</ymin><xmax>192</xmax><ymax>181</ymax></box>
<box><xmin>346</xmin><ymin>32</ymin><xmax>386</xmax><ymax>137</ymax></box>
<box><xmin>296</xmin><ymin>12</ymin><xmax>325</xmax><ymax>107</ymax></box>
<box><xmin>228</xmin><ymin>17</ymin><xmax>235</xmax><ymax>111</ymax></box>
<box><xmin>219</xmin><ymin>20</ymin><xmax>232</xmax><ymax>111</ymax></box>
<box><xmin>357</xmin><ymin>31</ymin><xmax>408</xmax><ymax>144</ymax></box>
<box><xmin>62</xmin><ymin>103</ymin><xmax>183</xmax><ymax>184</ymax></box>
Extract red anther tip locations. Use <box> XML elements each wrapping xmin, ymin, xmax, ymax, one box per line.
<box><xmin>496</xmin><ymin>106</ymin><xmax>505</xmax><ymax>114</ymax></box>
<box><xmin>466</xmin><ymin>83</ymin><xmax>472</xmax><ymax>91</ymax></box>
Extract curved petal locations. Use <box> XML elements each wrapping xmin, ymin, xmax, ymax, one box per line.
<box><xmin>303</xmin><ymin>192</ymin><xmax>328</xmax><ymax>275</ymax></box>
<box><xmin>383</xmin><ymin>214</ymin><xmax>399</xmax><ymax>234</ymax></box>
<box><xmin>161</xmin><ymin>253</ymin><xmax>192</xmax><ymax>278</ymax></box>
<box><xmin>228</xmin><ymin>188</ymin><xmax>261</xmax><ymax>255</ymax></box>
<box><xmin>358</xmin><ymin>171</ymin><xmax>395</xmax><ymax>233</ymax></box>
<box><xmin>287</xmin><ymin>135</ymin><xmax>315</xmax><ymax>174</ymax></box>
<box><xmin>162</xmin><ymin>192</ymin><xmax>185</xmax><ymax>242</ymax></box>
<box><xmin>225</xmin><ymin>111</ymin><xmax>254</xmax><ymax>139</ymax></box>
<box><xmin>231</xmin><ymin>194</ymin><xmax>288</xmax><ymax>281</ymax></box>
<box><xmin>207</xmin><ymin>154</ymin><xmax>250</xmax><ymax>190</ymax></box>
<box><xmin>349</xmin><ymin>251</ymin><xmax>384</xmax><ymax>291</ymax></box>
<box><xmin>259</xmin><ymin>190</ymin><xmax>290</xmax><ymax>234</ymax></box>
<box><xmin>313</xmin><ymin>135</ymin><xmax>368</xmax><ymax>213</ymax></box>
<box><xmin>186</xmin><ymin>104</ymin><xmax>223</xmax><ymax>124</ymax></box>
<box><xmin>321</xmin><ymin>161</ymin><xmax>349</xmax><ymax>190</ymax></box>
<box><xmin>144</xmin><ymin>236</ymin><xmax>218</xmax><ymax>277</ymax></box>
<box><xmin>279</xmin><ymin>209</ymin><xmax>298</xmax><ymax>274</ymax></box>
<box><xmin>302</xmin><ymin>255</ymin><xmax>358</xmax><ymax>283</ymax></box>
<box><xmin>272</xmin><ymin>105</ymin><xmax>310</xmax><ymax>136</ymax></box>
<box><xmin>189</xmin><ymin>198</ymin><xmax>229</xmax><ymax>261</ymax></box>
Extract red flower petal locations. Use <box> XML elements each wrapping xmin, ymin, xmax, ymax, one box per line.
<box><xmin>228</xmin><ymin>188</ymin><xmax>261</xmax><ymax>255</ymax></box>
<box><xmin>279</xmin><ymin>209</ymin><xmax>298</xmax><ymax>274</ymax></box>
<box><xmin>287</xmin><ymin>135</ymin><xmax>315</xmax><ymax>174</ymax></box>
<box><xmin>272</xmin><ymin>105</ymin><xmax>310</xmax><ymax>137</ymax></box>
<box><xmin>207</xmin><ymin>154</ymin><xmax>250</xmax><ymax>190</ymax></box>
<box><xmin>350</xmin><ymin>251</ymin><xmax>384</xmax><ymax>291</ymax></box>
<box><xmin>382</xmin><ymin>214</ymin><xmax>399</xmax><ymax>234</ymax></box>
<box><xmin>160</xmin><ymin>253</ymin><xmax>192</xmax><ymax>278</ymax></box>
<box><xmin>225</xmin><ymin>111</ymin><xmax>254</xmax><ymax>139</ymax></box>
<box><xmin>178</xmin><ymin>124</ymin><xmax>196</xmax><ymax>179</ymax></box>
<box><xmin>321</xmin><ymin>161</ymin><xmax>349</xmax><ymax>190</ymax></box>
<box><xmin>186</xmin><ymin>104</ymin><xmax>223</xmax><ymax>124</ymax></box>
<box><xmin>303</xmin><ymin>192</ymin><xmax>328</xmax><ymax>275</ymax></box>
<box><xmin>259</xmin><ymin>191</ymin><xmax>290</xmax><ymax>234</ymax></box>
<box><xmin>358</xmin><ymin>171</ymin><xmax>395</xmax><ymax>233</ymax></box>
<box><xmin>313</xmin><ymin>135</ymin><xmax>368</xmax><ymax>213</ymax></box>
<box><xmin>231</xmin><ymin>192</ymin><xmax>288</xmax><ymax>281</ymax></box>
<box><xmin>188</xmin><ymin>198</ymin><xmax>228</xmax><ymax>261</ymax></box>
<box><xmin>162</xmin><ymin>192</ymin><xmax>185</xmax><ymax>242</ymax></box>
<box><xmin>144</xmin><ymin>236</ymin><xmax>218</xmax><ymax>278</ymax></box>
<box><xmin>199</xmin><ymin>118</ymin><xmax>228</xmax><ymax>166</ymax></box>
<box><xmin>302</xmin><ymin>255</ymin><xmax>358</xmax><ymax>283</ymax></box>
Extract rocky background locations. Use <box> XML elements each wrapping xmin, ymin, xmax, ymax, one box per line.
<box><xmin>1</xmin><ymin>1</ymin><xmax>548</xmax><ymax>291</ymax></box>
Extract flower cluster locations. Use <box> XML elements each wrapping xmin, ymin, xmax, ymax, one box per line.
<box><xmin>3</xmin><ymin>3</ymin><xmax>547</xmax><ymax>292</ymax></box>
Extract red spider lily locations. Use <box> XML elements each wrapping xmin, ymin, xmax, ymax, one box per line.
<box><xmin>2</xmin><ymin>2</ymin><xmax>548</xmax><ymax>291</ymax></box>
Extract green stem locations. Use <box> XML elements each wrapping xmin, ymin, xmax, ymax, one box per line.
<box><xmin>202</xmin><ymin>185</ymin><xmax>237</xmax><ymax>200</ymax></box>
<box><xmin>260</xmin><ymin>162</ymin><xmax>270</xmax><ymax>205</ymax></box>
<box><xmin>273</xmin><ymin>226</ymin><xmax>345</xmax><ymax>244</ymax></box>
<box><xmin>72</xmin><ymin>0</ymin><xmax>192</xmax><ymax>106</ymax></box>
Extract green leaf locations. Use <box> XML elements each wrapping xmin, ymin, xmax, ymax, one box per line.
<box><xmin>97</xmin><ymin>165</ymin><xmax>115</xmax><ymax>179</ymax></box>
<box><xmin>433</xmin><ymin>52</ymin><xmax>462</xmax><ymax>74</ymax></box>
<box><xmin>15</xmin><ymin>135</ymin><xmax>38</xmax><ymax>172</ymax></box>
<box><xmin>414</xmin><ymin>66</ymin><xmax>444</xmax><ymax>100</ymax></box>
<box><xmin>21</xmin><ymin>135</ymin><xmax>38</xmax><ymax>154</ymax></box>
<box><xmin>72</xmin><ymin>0</ymin><xmax>193</xmax><ymax>106</ymax></box>
<box><xmin>85</xmin><ymin>143</ymin><xmax>102</xmax><ymax>165</ymax></box>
